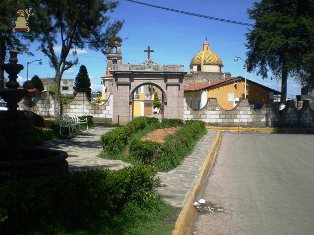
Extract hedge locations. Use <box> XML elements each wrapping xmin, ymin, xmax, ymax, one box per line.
<box><xmin>100</xmin><ymin>117</ymin><xmax>159</xmax><ymax>153</ymax></box>
<box><xmin>0</xmin><ymin>166</ymin><xmax>159</xmax><ymax>234</ymax></box>
<box><xmin>129</xmin><ymin>120</ymin><xmax>207</xmax><ymax>171</ymax></box>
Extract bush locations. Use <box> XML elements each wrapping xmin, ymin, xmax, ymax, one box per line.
<box><xmin>128</xmin><ymin>120</ymin><xmax>206</xmax><ymax>171</ymax></box>
<box><xmin>0</xmin><ymin>166</ymin><xmax>159</xmax><ymax>234</ymax></box>
<box><xmin>129</xmin><ymin>140</ymin><xmax>162</xmax><ymax>164</ymax></box>
<box><xmin>160</xmin><ymin>118</ymin><xmax>184</xmax><ymax>127</ymax></box>
<box><xmin>79</xmin><ymin>115</ymin><xmax>94</xmax><ymax>127</ymax></box>
<box><xmin>100</xmin><ymin>117</ymin><xmax>158</xmax><ymax>153</ymax></box>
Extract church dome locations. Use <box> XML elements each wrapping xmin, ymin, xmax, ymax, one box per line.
<box><xmin>190</xmin><ymin>39</ymin><xmax>223</xmax><ymax>66</ymax></box>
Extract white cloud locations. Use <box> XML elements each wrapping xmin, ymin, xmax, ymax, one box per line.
<box><xmin>53</xmin><ymin>45</ymin><xmax>88</xmax><ymax>55</ymax></box>
<box><xmin>73</xmin><ymin>48</ymin><xmax>87</xmax><ymax>55</ymax></box>
<box><xmin>53</xmin><ymin>45</ymin><xmax>62</xmax><ymax>52</ymax></box>
<box><xmin>64</xmin><ymin>68</ymin><xmax>75</xmax><ymax>74</ymax></box>
<box><xmin>91</xmin><ymin>83</ymin><xmax>103</xmax><ymax>92</ymax></box>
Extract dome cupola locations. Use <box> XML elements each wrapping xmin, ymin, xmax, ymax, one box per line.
<box><xmin>190</xmin><ymin>38</ymin><xmax>223</xmax><ymax>73</ymax></box>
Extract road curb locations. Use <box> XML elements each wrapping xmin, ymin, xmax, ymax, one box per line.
<box><xmin>206</xmin><ymin>126</ymin><xmax>314</xmax><ymax>133</ymax></box>
<box><xmin>172</xmin><ymin>130</ymin><xmax>222</xmax><ymax>235</ymax></box>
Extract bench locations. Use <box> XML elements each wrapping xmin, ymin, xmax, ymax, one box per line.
<box><xmin>57</xmin><ymin>115</ymin><xmax>88</xmax><ymax>137</ymax></box>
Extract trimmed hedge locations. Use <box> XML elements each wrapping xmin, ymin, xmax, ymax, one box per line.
<box><xmin>129</xmin><ymin>120</ymin><xmax>207</xmax><ymax>171</ymax></box>
<box><xmin>0</xmin><ymin>127</ymin><xmax>55</xmax><ymax>149</ymax></box>
<box><xmin>0</xmin><ymin>166</ymin><xmax>159</xmax><ymax>234</ymax></box>
<box><xmin>100</xmin><ymin>117</ymin><xmax>159</xmax><ymax>153</ymax></box>
<box><xmin>129</xmin><ymin>140</ymin><xmax>162</xmax><ymax>164</ymax></box>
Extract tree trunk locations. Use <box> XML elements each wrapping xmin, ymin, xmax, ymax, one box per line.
<box><xmin>54</xmin><ymin>72</ymin><xmax>62</xmax><ymax>117</ymax></box>
<box><xmin>0</xmin><ymin>37</ymin><xmax>6</xmax><ymax>90</ymax></box>
<box><xmin>280</xmin><ymin>51</ymin><xmax>288</xmax><ymax>104</ymax></box>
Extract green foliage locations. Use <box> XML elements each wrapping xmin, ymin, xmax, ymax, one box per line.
<box><xmin>0</xmin><ymin>127</ymin><xmax>55</xmax><ymax>149</ymax></box>
<box><xmin>0</xmin><ymin>166</ymin><xmax>160</xmax><ymax>234</ymax></box>
<box><xmin>153</xmin><ymin>91</ymin><xmax>161</xmax><ymax>108</ymax></box>
<box><xmin>246</xmin><ymin>0</ymin><xmax>314</xmax><ymax>102</ymax></box>
<box><xmin>74</xmin><ymin>65</ymin><xmax>92</xmax><ymax>100</ymax></box>
<box><xmin>129</xmin><ymin>120</ymin><xmax>207</xmax><ymax>171</ymax></box>
<box><xmin>129</xmin><ymin>140</ymin><xmax>162</xmax><ymax>164</ymax></box>
<box><xmin>49</xmin><ymin>83</ymin><xmax>56</xmax><ymax>95</ymax></box>
<box><xmin>79</xmin><ymin>115</ymin><xmax>94</xmax><ymax>127</ymax></box>
<box><xmin>30</xmin><ymin>75</ymin><xmax>44</xmax><ymax>92</ymax></box>
<box><xmin>60</xmin><ymin>95</ymin><xmax>73</xmax><ymax>104</ymax></box>
<box><xmin>160</xmin><ymin>118</ymin><xmax>184</xmax><ymax>127</ymax></box>
<box><xmin>26</xmin><ymin>0</ymin><xmax>123</xmax><ymax>116</ymax></box>
<box><xmin>100</xmin><ymin>117</ymin><xmax>158</xmax><ymax>153</ymax></box>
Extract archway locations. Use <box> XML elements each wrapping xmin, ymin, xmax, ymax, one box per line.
<box><xmin>111</xmin><ymin>70</ymin><xmax>186</xmax><ymax>125</ymax></box>
<box><xmin>129</xmin><ymin>82</ymin><xmax>167</xmax><ymax>120</ymax></box>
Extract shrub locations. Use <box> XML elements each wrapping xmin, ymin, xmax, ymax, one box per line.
<box><xmin>101</xmin><ymin>117</ymin><xmax>158</xmax><ymax>153</ymax></box>
<box><xmin>0</xmin><ymin>166</ymin><xmax>159</xmax><ymax>234</ymax></box>
<box><xmin>160</xmin><ymin>118</ymin><xmax>184</xmax><ymax>127</ymax></box>
<box><xmin>128</xmin><ymin>120</ymin><xmax>206</xmax><ymax>171</ymax></box>
<box><xmin>79</xmin><ymin>115</ymin><xmax>94</xmax><ymax>127</ymax></box>
<box><xmin>155</xmin><ymin>120</ymin><xmax>206</xmax><ymax>170</ymax></box>
<box><xmin>129</xmin><ymin>140</ymin><xmax>162</xmax><ymax>164</ymax></box>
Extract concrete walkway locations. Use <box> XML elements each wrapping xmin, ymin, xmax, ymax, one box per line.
<box><xmin>41</xmin><ymin>126</ymin><xmax>217</xmax><ymax>208</ymax></box>
<box><xmin>40</xmin><ymin>125</ymin><xmax>131</xmax><ymax>171</ymax></box>
<box><xmin>155</xmin><ymin>130</ymin><xmax>216</xmax><ymax>207</ymax></box>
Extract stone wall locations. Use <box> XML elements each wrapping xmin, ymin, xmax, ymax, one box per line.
<box><xmin>183</xmin><ymin>98</ymin><xmax>314</xmax><ymax>128</ymax></box>
<box><xmin>19</xmin><ymin>92</ymin><xmax>113</xmax><ymax>122</ymax></box>
<box><xmin>62</xmin><ymin>92</ymin><xmax>113</xmax><ymax>121</ymax></box>
<box><xmin>19</xmin><ymin>92</ymin><xmax>56</xmax><ymax>117</ymax></box>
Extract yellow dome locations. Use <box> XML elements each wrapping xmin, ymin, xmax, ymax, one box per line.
<box><xmin>190</xmin><ymin>40</ymin><xmax>223</xmax><ymax>66</ymax></box>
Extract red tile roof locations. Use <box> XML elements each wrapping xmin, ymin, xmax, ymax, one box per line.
<box><xmin>184</xmin><ymin>76</ymin><xmax>280</xmax><ymax>94</ymax></box>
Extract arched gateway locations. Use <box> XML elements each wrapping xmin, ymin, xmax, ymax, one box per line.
<box><xmin>104</xmin><ymin>44</ymin><xmax>186</xmax><ymax>125</ymax></box>
<box><xmin>112</xmin><ymin>69</ymin><xmax>186</xmax><ymax>124</ymax></box>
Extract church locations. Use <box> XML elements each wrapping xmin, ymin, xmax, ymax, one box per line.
<box><xmin>101</xmin><ymin>39</ymin><xmax>279</xmax><ymax>124</ymax></box>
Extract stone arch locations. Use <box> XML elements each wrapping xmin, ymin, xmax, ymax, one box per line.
<box><xmin>111</xmin><ymin>71</ymin><xmax>186</xmax><ymax>124</ymax></box>
<box><xmin>129</xmin><ymin>82</ymin><xmax>167</xmax><ymax>105</ymax></box>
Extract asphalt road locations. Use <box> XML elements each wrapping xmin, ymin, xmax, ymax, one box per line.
<box><xmin>192</xmin><ymin>132</ymin><xmax>314</xmax><ymax>235</ymax></box>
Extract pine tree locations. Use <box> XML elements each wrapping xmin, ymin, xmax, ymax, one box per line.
<box><xmin>246</xmin><ymin>0</ymin><xmax>314</xmax><ymax>103</ymax></box>
<box><xmin>30</xmin><ymin>75</ymin><xmax>44</xmax><ymax>92</ymax></box>
<box><xmin>74</xmin><ymin>65</ymin><xmax>91</xmax><ymax>100</ymax></box>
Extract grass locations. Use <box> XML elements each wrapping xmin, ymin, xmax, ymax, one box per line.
<box><xmin>41</xmin><ymin>198</ymin><xmax>179</xmax><ymax>235</ymax></box>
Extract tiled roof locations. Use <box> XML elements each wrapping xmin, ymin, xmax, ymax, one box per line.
<box><xmin>184</xmin><ymin>77</ymin><xmax>280</xmax><ymax>94</ymax></box>
<box><xmin>184</xmin><ymin>78</ymin><xmax>233</xmax><ymax>91</ymax></box>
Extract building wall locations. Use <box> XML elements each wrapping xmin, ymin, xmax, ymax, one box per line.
<box><xmin>183</xmin><ymin>97</ymin><xmax>314</xmax><ymax>128</ymax></box>
<box><xmin>20</xmin><ymin>92</ymin><xmax>113</xmax><ymax>122</ymax></box>
<box><xmin>207</xmin><ymin>81</ymin><xmax>270</xmax><ymax>110</ymax></box>
<box><xmin>202</xmin><ymin>65</ymin><xmax>222</xmax><ymax>73</ymax></box>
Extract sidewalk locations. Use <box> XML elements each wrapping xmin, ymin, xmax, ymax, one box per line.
<box><xmin>41</xmin><ymin>126</ymin><xmax>217</xmax><ymax>208</ymax></box>
<box><xmin>40</xmin><ymin>125</ymin><xmax>131</xmax><ymax>171</ymax></box>
<box><xmin>155</xmin><ymin>130</ymin><xmax>216</xmax><ymax>207</ymax></box>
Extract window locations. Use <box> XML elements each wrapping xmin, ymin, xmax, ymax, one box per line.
<box><xmin>62</xmin><ymin>86</ymin><xmax>69</xmax><ymax>91</ymax></box>
<box><xmin>196</xmin><ymin>99</ymin><xmax>201</xmax><ymax>109</ymax></box>
<box><xmin>228</xmin><ymin>93</ymin><xmax>234</xmax><ymax>101</ymax></box>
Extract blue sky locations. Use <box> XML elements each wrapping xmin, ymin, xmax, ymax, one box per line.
<box><xmin>15</xmin><ymin>0</ymin><xmax>301</xmax><ymax>97</ymax></box>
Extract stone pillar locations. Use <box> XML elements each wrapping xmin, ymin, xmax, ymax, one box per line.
<box><xmin>164</xmin><ymin>76</ymin><xmax>184</xmax><ymax>119</ymax></box>
<box><xmin>112</xmin><ymin>77</ymin><xmax>131</xmax><ymax>125</ymax></box>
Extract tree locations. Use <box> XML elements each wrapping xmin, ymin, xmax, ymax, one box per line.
<box><xmin>74</xmin><ymin>65</ymin><xmax>91</xmax><ymax>100</ymax></box>
<box><xmin>28</xmin><ymin>0</ymin><xmax>123</xmax><ymax>115</ymax></box>
<box><xmin>30</xmin><ymin>75</ymin><xmax>44</xmax><ymax>92</ymax></box>
<box><xmin>0</xmin><ymin>1</ymin><xmax>33</xmax><ymax>89</ymax></box>
<box><xmin>246</xmin><ymin>0</ymin><xmax>314</xmax><ymax>103</ymax></box>
<box><xmin>153</xmin><ymin>91</ymin><xmax>161</xmax><ymax>108</ymax></box>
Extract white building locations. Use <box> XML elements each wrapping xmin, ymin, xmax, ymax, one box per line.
<box><xmin>41</xmin><ymin>78</ymin><xmax>74</xmax><ymax>96</ymax></box>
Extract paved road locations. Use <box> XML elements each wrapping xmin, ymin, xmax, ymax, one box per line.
<box><xmin>192</xmin><ymin>133</ymin><xmax>314</xmax><ymax>235</ymax></box>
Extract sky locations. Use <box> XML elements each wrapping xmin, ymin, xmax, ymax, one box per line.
<box><xmin>15</xmin><ymin>0</ymin><xmax>301</xmax><ymax>97</ymax></box>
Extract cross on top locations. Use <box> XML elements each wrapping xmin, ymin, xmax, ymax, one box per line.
<box><xmin>144</xmin><ymin>46</ymin><xmax>154</xmax><ymax>61</ymax></box>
